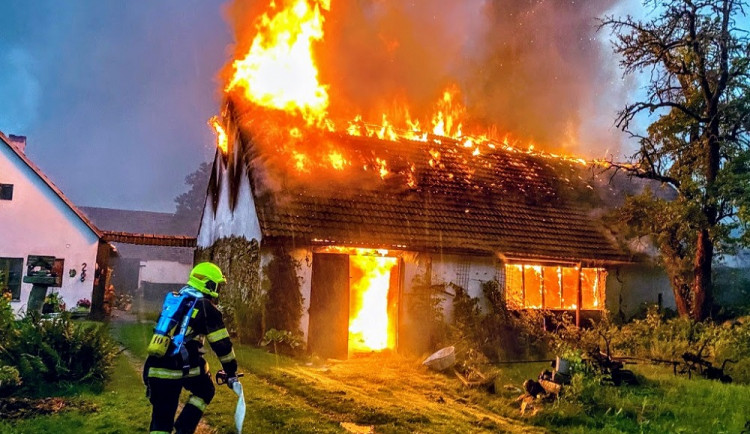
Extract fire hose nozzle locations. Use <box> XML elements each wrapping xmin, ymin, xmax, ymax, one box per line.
<box><xmin>215</xmin><ymin>370</ymin><xmax>245</xmax><ymax>385</ymax></box>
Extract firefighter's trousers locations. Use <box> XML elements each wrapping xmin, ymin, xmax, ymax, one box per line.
<box><xmin>147</xmin><ymin>371</ymin><xmax>215</xmax><ymax>434</ymax></box>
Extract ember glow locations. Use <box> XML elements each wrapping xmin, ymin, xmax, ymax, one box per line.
<box><xmin>226</xmin><ymin>0</ymin><xmax>330</xmax><ymax>125</ymax></box>
<box><xmin>349</xmin><ymin>254</ymin><xmax>398</xmax><ymax>352</ymax></box>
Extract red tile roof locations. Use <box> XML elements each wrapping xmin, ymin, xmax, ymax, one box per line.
<box><xmin>100</xmin><ymin>231</ymin><xmax>197</xmax><ymax>248</ymax></box>
<box><xmin>214</xmin><ymin>126</ymin><xmax>631</xmax><ymax>264</ymax></box>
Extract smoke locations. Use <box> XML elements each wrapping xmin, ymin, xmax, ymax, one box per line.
<box><xmin>224</xmin><ymin>0</ymin><xmax>631</xmax><ymax>156</ymax></box>
<box><xmin>464</xmin><ymin>0</ymin><xmax>628</xmax><ymax>154</ymax></box>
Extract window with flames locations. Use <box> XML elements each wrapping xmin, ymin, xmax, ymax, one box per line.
<box><xmin>504</xmin><ymin>264</ymin><xmax>606</xmax><ymax>310</ymax></box>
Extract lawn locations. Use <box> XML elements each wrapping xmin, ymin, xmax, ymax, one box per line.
<box><xmin>0</xmin><ymin>354</ymin><xmax>151</xmax><ymax>433</ymax></box>
<box><xmin>3</xmin><ymin>321</ymin><xmax>748</xmax><ymax>433</ymax></box>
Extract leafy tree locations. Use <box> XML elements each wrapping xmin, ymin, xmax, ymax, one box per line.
<box><xmin>174</xmin><ymin>161</ymin><xmax>212</xmax><ymax>227</ymax></box>
<box><xmin>602</xmin><ymin>0</ymin><xmax>750</xmax><ymax>320</ymax></box>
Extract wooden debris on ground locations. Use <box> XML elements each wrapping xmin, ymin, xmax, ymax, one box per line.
<box><xmin>453</xmin><ymin>367</ymin><xmax>497</xmax><ymax>393</ymax></box>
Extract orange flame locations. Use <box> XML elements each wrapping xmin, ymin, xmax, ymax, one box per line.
<box><xmin>209</xmin><ymin>116</ymin><xmax>228</xmax><ymax>154</ymax></box>
<box><xmin>221</xmin><ymin>0</ymin><xmax>598</xmax><ymax>186</ymax></box>
<box><xmin>226</xmin><ymin>0</ymin><xmax>330</xmax><ymax>125</ymax></box>
<box><xmin>349</xmin><ymin>254</ymin><xmax>398</xmax><ymax>352</ymax></box>
<box><xmin>375</xmin><ymin>158</ymin><xmax>389</xmax><ymax>179</ymax></box>
<box><xmin>431</xmin><ymin>86</ymin><xmax>464</xmax><ymax>138</ymax></box>
<box><xmin>328</xmin><ymin>151</ymin><xmax>347</xmax><ymax>170</ymax></box>
<box><xmin>292</xmin><ymin>151</ymin><xmax>309</xmax><ymax>173</ymax></box>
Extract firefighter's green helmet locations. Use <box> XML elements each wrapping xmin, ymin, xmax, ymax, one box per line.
<box><xmin>187</xmin><ymin>262</ymin><xmax>226</xmax><ymax>298</ymax></box>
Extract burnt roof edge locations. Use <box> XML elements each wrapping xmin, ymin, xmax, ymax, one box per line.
<box><xmin>261</xmin><ymin>235</ymin><xmax>634</xmax><ymax>264</ymax></box>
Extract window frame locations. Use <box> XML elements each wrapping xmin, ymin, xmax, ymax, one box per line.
<box><xmin>504</xmin><ymin>263</ymin><xmax>606</xmax><ymax>311</ymax></box>
<box><xmin>0</xmin><ymin>257</ymin><xmax>24</xmax><ymax>301</ymax></box>
<box><xmin>0</xmin><ymin>183</ymin><xmax>13</xmax><ymax>201</ymax></box>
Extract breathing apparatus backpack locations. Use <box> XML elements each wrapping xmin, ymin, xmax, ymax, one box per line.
<box><xmin>147</xmin><ymin>286</ymin><xmax>203</xmax><ymax>360</ymax></box>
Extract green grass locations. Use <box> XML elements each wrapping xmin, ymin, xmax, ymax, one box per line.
<box><xmin>532</xmin><ymin>365</ymin><xmax>750</xmax><ymax>433</ymax></box>
<box><xmin>112</xmin><ymin>319</ymin><xmax>152</xmax><ymax>359</ymax></box>
<box><xmin>0</xmin><ymin>355</ymin><xmax>152</xmax><ymax>433</ymax></box>
<box><xmin>5</xmin><ymin>322</ymin><xmax>748</xmax><ymax>433</ymax></box>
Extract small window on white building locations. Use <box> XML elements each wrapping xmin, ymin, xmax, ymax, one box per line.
<box><xmin>0</xmin><ymin>258</ymin><xmax>24</xmax><ymax>301</ymax></box>
<box><xmin>0</xmin><ymin>184</ymin><xmax>13</xmax><ymax>200</ymax></box>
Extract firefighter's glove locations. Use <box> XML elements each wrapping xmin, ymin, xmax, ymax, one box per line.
<box><xmin>227</xmin><ymin>376</ymin><xmax>240</xmax><ymax>390</ymax></box>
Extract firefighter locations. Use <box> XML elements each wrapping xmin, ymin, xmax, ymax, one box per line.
<box><xmin>143</xmin><ymin>262</ymin><xmax>239</xmax><ymax>434</ymax></box>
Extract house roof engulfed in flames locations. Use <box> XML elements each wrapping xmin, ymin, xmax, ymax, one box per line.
<box><xmin>207</xmin><ymin>105</ymin><xmax>631</xmax><ymax>264</ymax></box>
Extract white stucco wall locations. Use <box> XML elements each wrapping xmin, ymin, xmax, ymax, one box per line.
<box><xmin>606</xmin><ymin>263</ymin><xmax>675</xmax><ymax>318</ymax></box>
<box><xmin>394</xmin><ymin>253</ymin><xmax>494</xmax><ymax>321</ymax></box>
<box><xmin>197</xmin><ymin>153</ymin><xmax>262</xmax><ymax>248</ymax></box>
<box><xmin>0</xmin><ymin>143</ymin><xmax>99</xmax><ymax>313</ymax></box>
<box><xmin>289</xmin><ymin>250</ymin><xmax>501</xmax><ymax>344</ymax></box>
<box><xmin>138</xmin><ymin>259</ymin><xmax>192</xmax><ymax>287</ymax></box>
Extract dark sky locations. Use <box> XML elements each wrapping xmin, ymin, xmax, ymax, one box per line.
<box><xmin>5</xmin><ymin>1</ymin><xmax>742</xmax><ymax>213</ymax></box>
<box><xmin>0</xmin><ymin>1</ymin><xmax>230</xmax><ymax>212</ymax></box>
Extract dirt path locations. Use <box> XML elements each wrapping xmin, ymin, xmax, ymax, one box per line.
<box><xmin>113</xmin><ymin>309</ymin><xmax>218</xmax><ymax>434</ymax></box>
<box><xmin>119</xmin><ymin>348</ymin><xmax>217</xmax><ymax>434</ymax></box>
<box><xmin>112</xmin><ymin>317</ymin><xmax>542</xmax><ymax>433</ymax></box>
<box><xmin>249</xmin><ymin>354</ymin><xmax>546</xmax><ymax>433</ymax></box>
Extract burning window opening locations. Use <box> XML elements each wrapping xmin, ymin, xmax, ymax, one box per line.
<box><xmin>504</xmin><ymin>264</ymin><xmax>606</xmax><ymax>310</ymax></box>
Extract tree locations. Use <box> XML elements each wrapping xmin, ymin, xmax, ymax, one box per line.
<box><xmin>174</xmin><ymin>161</ymin><xmax>212</xmax><ymax>228</ymax></box>
<box><xmin>602</xmin><ymin>0</ymin><xmax>750</xmax><ymax>320</ymax></box>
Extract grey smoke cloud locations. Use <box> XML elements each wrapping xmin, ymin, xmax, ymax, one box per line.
<box><xmin>312</xmin><ymin>0</ymin><xmax>632</xmax><ymax>155</ymax></box>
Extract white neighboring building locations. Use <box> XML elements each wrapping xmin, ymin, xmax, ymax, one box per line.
<box><xmin>0</xmin><ymin>133</ymin><xmax>101</xmax><ymax>312</ymax></box>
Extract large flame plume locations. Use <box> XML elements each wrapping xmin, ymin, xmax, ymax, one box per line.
<box><xmin>220</xmin><ymin>0</ymin><xmax>627</xmax><ymax>161</ymax></box>
<box><xmin>349</xmin><ymin>254</ymin><xmax>398</xmax><ymax>352</ymax></box>
<box><xmin>226</xmin><ymin>0</ymin><xmax>330</xmax><ymax>125</ymax></box>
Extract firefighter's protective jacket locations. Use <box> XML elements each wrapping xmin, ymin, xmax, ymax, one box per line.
<box><xmin>144</xmin><ymin>297</ymin><xmax>237</xmax><ymax>380</ymax></box>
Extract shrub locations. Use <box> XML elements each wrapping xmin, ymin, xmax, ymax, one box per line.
<box><xmin>712</xmin><ymin>318</ymin><xmax>750</xmax><ymax>383</ymax></box>
<box><xmin>0</xmin><ymin>365</ymin><xmax>22</xmax><ymax>395</ymax></box>
<box><xmin>261</xmin><ymin>328</ymin><xmax>303</xmax><ymax>358</ymax></box>
<box><xmin>263</xmin><ymin>246</ymin><xmax>303</xmax><ymax>336</ymax></box>
<box><xmin>0</xmin><ymin>297</ymin><xmax>119</xmax><ymax>396</ymax></box>
<box><xmin>551</xmin><ymin>306</ymin><xmax>750</xmax><ymax>384</ymax></box>
<box><xmin>440</xmin><ymin>280</ymin><xmax>556</xmax><ymax>364</ymax></box>
<box><xmin>401</xmin><ymin>272</ymin><xmax>448</xmax><ymax>355</ymax></box>
<box><xmin>475</xmin><ymin>280</ymin><xmax>552</xmax><ymax>361</ymax></box>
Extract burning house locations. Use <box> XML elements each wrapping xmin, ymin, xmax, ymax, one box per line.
<box><xmin>197</xmin><ymin>106</ymin><xmax>676</xmax><ymax>359</ymax></box>
<box><xmin>196</xmin><ymin>0</ymin><xmax>674</xmax><ymax>358</ymax></box>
